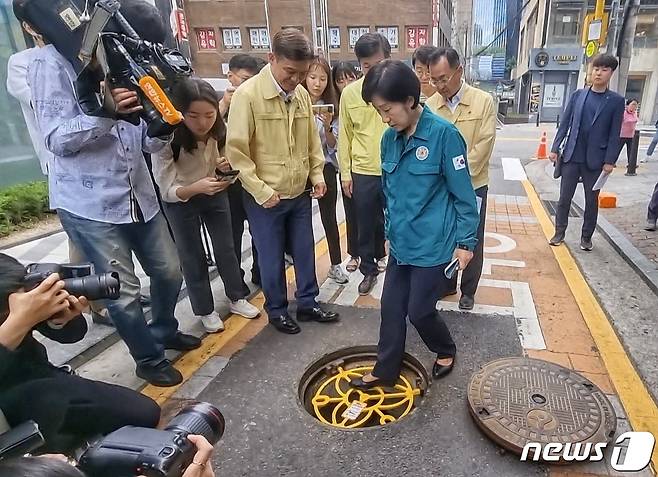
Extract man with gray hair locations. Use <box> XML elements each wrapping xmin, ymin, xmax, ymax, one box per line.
<box><xmin>427</xmin><ymin>47</ymin><xmax>496</xmax><ymax>311</ymax></box>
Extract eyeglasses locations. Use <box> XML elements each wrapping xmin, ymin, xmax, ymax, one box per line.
<box><xmin>429</xmin><ymin>67</ymin><xmax>462</xmax><ymax>88</ymax></box>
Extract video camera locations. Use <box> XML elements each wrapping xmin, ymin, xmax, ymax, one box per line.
<box><xmin>23</xmin><ymin>263</ymin><xmax>120</xmax><ymax>301</ymax></box>
<box><xmin>78</xmin><ymin>402</ymin><xmax>225</xmax><ymax>477</ymax></box>
<box><xmin>20</xmin><ymin>0</ymin><xmax>192</xmax><ymax>137</ymax></box>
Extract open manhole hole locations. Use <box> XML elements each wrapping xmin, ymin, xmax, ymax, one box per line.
<box><xmin>468</xmin><ymin>357</ymin><xmax>617</xmax><ymax>463</ymax></box>
<box><xmin>298</xmin><ymin>345</ymin><xmax>429</xmax><ymax>429</ymax></box>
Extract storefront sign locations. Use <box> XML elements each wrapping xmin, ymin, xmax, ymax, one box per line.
<box><xmin>529</xmin><ymin>48</ymin><xmax>583</xmax><ymax>71</ymax></box>
<box><xmin>543</xmin><ymin>84</ymin><xmax>565</xmax><ymax>108</ymax></box>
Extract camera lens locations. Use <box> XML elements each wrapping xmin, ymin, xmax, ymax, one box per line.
<box><xmin>164</xmin><ymin>403</ymin><xmax>225</xmax><ymax>445</ymax></box>
<box><xmin>63</xmin><ymin>272</ymin><xmax>121</xmax><ymax>301</ymax></box>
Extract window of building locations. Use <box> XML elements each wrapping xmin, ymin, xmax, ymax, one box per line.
<box><xmin>376</xmin><ymin>26</ymin><xmax>399</xmax><ymax>49</ymax></box>
<box><xmin>634</xmin><ymin>13</ymin><xmax>658</xmax><ymax>49</ymax></box>
<box><xmin>248</xmin><ymin>27</ymin><xmax>270</xmax><ymax>50</ymax></box>
<box><xmin>196</xmin><ymin>28</ymin><xmax>217</xmax><ymax>50</ymax></box>
<box><xmin>551</xmin><ymin>10</ymin><xmax>579</xmax><ymax>39</ymax></box>
<box><xmin>348</xmin><ymin>26</ymin><xmax>370</xmax><ymax>48</ymax></box>
<box><xmin>221</xmin><ymin>27</ymin><xmax>241</xmax><ymax>50</ymax></box>
<box><xmin>406</xmin><ymin>26</ymin><xmax>429</xmax><ymax>50</ymax></box>
<box><xmin>329</xmin><ymin>27</ymin><xmax>341</xmax><ymax>49</ymax></box>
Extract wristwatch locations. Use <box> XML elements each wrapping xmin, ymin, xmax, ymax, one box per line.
<box><xmin>457</xmin><ymin>243</ymin><xmax>472</xmax><ymax>252</ymax></box>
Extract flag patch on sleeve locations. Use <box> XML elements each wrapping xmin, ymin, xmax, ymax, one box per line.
<box><xmin>452</xmin><ymin>155</ymin><xmax>466</xmax><ymax>170</ymax></box>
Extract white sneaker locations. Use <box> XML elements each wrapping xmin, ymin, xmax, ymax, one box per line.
<box><xmin>199</xmin><ymin>311</ymin><xmax>224</xmax><ymax>333</ymax></box>
<box><xmin>328</xmin><ymin>265</ymin><xmax>349</xmax><ymax>284</ymax></box>
<box><xmin>377</xmin><ymin>256</ymin><xmax>388</xmax><ymax>273</ymax></box>
<box><xmin>230</xmin><ymin>299</ymin><xmax>260</xmax><ymax>319</ymax></box>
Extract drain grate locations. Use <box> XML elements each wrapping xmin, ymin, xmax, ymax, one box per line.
<box><xmin>543</xmin><ymin>200</ymin><xmax>580</xmax><ymax>218</ymax></box>
<box><xmin>467</xmin><ymin>357</ymin><xmax>617</xmax><ymax>462</ymax></box>
<box><xmin>298</xmin><ymin>346</ymin><xmax>429</xmax><ymax>429</ymax></box>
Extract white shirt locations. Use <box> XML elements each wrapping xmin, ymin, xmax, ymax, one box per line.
<box><xmin>268</xmin><ymin>67</ymin><xmax>295</xmax><ymax>103</ymax></box>
<box><xmin>6</xmin><ymin>47</ymin><xmax>52</xmax><ymax>175</ymax></box>
<box><xmin>446</xmin><ymin>81</ymin><xmax>467</xmax><ymax>114</ymax></box>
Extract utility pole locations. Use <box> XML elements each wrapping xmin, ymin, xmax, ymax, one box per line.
<box><xmin>611</xmin><ymin>0</ymin><xmax>640</xmax><ymax>95</ymax></box>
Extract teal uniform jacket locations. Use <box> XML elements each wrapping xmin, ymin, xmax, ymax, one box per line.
<box><xmin>381</xmin><ymin>106</ymin><xmax>479</xmax><ymax>267</ymax></box>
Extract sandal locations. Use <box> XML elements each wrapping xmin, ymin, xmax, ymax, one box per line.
<box><xmin>346</xmin><ymin>256</ymin><xmax>359</xmax><ymax>273</ymax></box>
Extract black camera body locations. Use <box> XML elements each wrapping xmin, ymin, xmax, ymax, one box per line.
<box><xmin>91</xmin><ymin>31</ymin><xmax>192</xmax><ymax>137</ymax></box>
<box><xmin>79</xmin><ymin>403</ymin><xmax>224</xmax><ymax>477</ymax></box>
<box><xmin>24</xmin><ymin>263</ymin><xmax>120</xmax><ymax>301</ymax></box>
<box><xmin>78</xmin><ymin>427</ymin><xmax>195</xmax><ymax>477</ymax></box>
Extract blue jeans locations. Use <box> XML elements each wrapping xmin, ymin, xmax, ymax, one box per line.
<box><xmin>243</xmin><ymin>192</ymin><xmax>319</xmax><ymax>317</ymax></box>
<box><xmin>648</xmin><ymin>130</ymin><xmax>658</xmax><ymax>157</ymax></box>
<box><xmin>58</xmin><ymin>210</ymin><xmax>182</xmax><ymax>366</ymax></box>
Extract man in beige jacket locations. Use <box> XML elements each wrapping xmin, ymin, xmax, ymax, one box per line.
<box><xmin>427</xmin><ymin>47</ymin><xmax>496</xmax><ymax>311</ymax></box>
<box><xmin>226</xmin><ymin>29</ymin><xmax>339</xmax><ymax>334</ymax></box>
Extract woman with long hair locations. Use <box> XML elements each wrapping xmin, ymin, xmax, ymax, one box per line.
<box><xmin>303</xmin><ymin>58</ymin><xmax>348</xmax><ymax>284</ymax></box>
<box><xmin>331</xmin><ymin>61</ymin><xmax>361</xmax><ymax>273</ymax></box>
<box><xmin>153</xmin><ymin>78</ymin><xmax>259</xmax><ymax>333</ymax></box>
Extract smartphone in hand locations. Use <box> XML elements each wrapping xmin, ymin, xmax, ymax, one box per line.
<box><xmin>444</xmin><ymin>258</ymin><xmax>460</xmax><ymax>279</ymax></box>
<box><xmin>215</xmin><ymin>168</ymin><xmax>240</xmax><ymax>185</ymax></box>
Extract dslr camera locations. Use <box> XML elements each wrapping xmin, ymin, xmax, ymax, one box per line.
<box><xmin>23</xmin><ymin>263</ymin><xmax>120</xmax><ymax>301</ymax></box>
<box><xmin>79</xmin><ymin>402</ymin><xmax>225</xmax><ymax>477</ymax></box>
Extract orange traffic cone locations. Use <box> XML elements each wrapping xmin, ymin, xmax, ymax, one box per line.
<box><xmin>536</xmin><ymin>132</ymin><xmax>548</xmax><ymax>160</ymax></box>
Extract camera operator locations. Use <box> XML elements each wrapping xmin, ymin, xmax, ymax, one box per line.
<box><xmin>0</xmin><ymin>434</ymin><xmax>216</xmax><ymax>477</ymax></box>
<box><xmin>0</xmin><ymin>253</ymin><xmax>161</xmax><ymax>455</ymax></box>
<box><xmin>14</xmin><ymin>0</ymin><xmax>201</xmax><ymax>387</ymax></box>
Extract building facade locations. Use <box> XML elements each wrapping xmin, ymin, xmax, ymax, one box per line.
<box><xmin>513</xmin><ymin>0</ymin><xmax>658</xmax><ymax>125</ymax></box>
<box><xmin>182</xmin><ymin>0</ymin><xmax>450</xmax><ymax>78</ymax></box>
<box><xmin>471</xmin><ymin>0</ymin><xmax>507</xmax><ymax>81</ymax></box>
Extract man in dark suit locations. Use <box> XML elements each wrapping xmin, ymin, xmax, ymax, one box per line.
<box><xmin>549</xmin><ymin>54</ymin><xmax>625</xmax><ymax>251</ymax></box>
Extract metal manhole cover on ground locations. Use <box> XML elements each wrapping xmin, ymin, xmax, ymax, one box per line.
<box><xmin>298</xmin><ymin>346</ymin><xmax>429</xmax><ymax>429</ymax></box>
<box><xmin>467</xmin><ymin>357</ymin><xmax>617</xmax><ymax>462</ymax></box>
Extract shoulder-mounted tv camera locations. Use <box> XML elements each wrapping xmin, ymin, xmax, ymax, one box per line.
<box><xmin>22</xmin><ymin>0</ymin><xmax>192</xmax><ymax>137</ymax></box>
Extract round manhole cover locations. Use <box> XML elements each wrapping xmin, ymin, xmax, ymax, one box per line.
<box><xmin>468</xmin><ymin>357</ymin><xmax>617</xmax><ymax>462</ymax></box>
<box><xmin>298</xmin><ymin>346</ymin><xmax>429</xmax><ymax>429</ymax></box>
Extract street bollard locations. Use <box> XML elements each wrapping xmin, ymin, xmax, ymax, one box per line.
<box><xmin>625</xmin><ymin>130</ymin><xmax>641</xmax><ymax>176</ymax></box>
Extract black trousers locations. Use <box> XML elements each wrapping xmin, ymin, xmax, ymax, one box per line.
<box><xmin>556</xmin><ymin>161</ymin><xmax>601</xmax><ymax>240</ymax></box>
<box><xmin>618</xmin><ymin>137</ymin><xmax>633</xmax><ymax>160</ymax></box>
<box><xmin>227</xmin><ymin>182</ymin><xmax>260</xmax><ymax>286</ymax></box>
<box><xmin>0</xmin><ymin>374</ymin><xmax>160</xmax><ymax>454</ymax></box>
<box><xmin>351</xmin><ymin>173</ymin><xmax>386</xmax><ymax>276</ymax></box>
<box><xmin>342</xmin><ymin>189</ymin><xmax>359</xmax><ymax>258</ymax></box>
<box><xmin>163</xmin><ymin>192</ymin><xmax>247</xmax><ymax>316</ymax></box>
<box><xmin>647</xmin><ymin>183</ymin><xmax>658</xmax><ymax>222</ymax></box>
<box><xmin>317</xmin><ymin>163</ymin><xmax>342</xmax><ymax>265</ymax></box>
<box><xmin>373</xmin><ymin>258</ymin><xmax>456</xmax><ymax>381</ymax></box>
<box><xmin>448</xmin><ymin>185</ymin><xmax>488</xmax><ymax>297</ymax></box>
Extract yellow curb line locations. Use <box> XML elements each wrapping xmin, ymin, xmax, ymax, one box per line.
<box><xmin>142</xmin><ymin>222</ymin><xmax>346</xmax><ymax>405</ymax></box>
<box><xmin>523</xmin><ymin>179</ymin><xmax>658</xmax><ymax>473</ymax></box>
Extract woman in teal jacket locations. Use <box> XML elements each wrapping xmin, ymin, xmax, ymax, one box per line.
<box><xmin>350</xmin><ymin>60</ymin><xmax>479</xmax><ymax>389</ymax></box>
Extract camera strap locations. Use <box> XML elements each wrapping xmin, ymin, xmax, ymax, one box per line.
<box><xmin>79</xmin><ymin>0</ymin><xmax>121</xmax><ymax>69</ymax></box>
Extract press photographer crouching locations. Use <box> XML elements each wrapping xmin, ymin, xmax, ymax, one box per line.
<box><xmin>14</xmin><ymin>0</ymin><xmax>201</xmax><ymax>387</ymax></box>
<box><xmin>0</xmin><ymin>253</ymin><xmax>160</xmax><ymax>454</ymax></box>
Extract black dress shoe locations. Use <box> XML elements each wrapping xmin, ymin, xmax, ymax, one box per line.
<box><xmin>549</xmin><ymin>230</ymin><xmax>566</xmax><ymax>246</ymax></box>
<box><xmin>580</xmin><ymin>237</ymin><xmax>593</xmax><ymax>251</ymax></box>
<box><xmin>269</xmin><ymin>314</ymin><xmax>301</xmax><ymax>334</ymax></box>
<box><xmin>459</xmin><ymin>294</ymin><xmax>475</xmax><ymax>311</ymax></box>
<box><xmin>358</xmin><ymin>274</ymin><xmax>377</xmax><ymax>296</ymax></box>
<box><xmin>297</xmin><ymin>307</ymin><xmax>339</xmax><ymax>323</ymax></box>
<box><xmin>163</xmin><ymin>332</ymin><xmax>202</xmax><ymax>351</ymax></box>
<box><xmin>349</xmin><ymin>376</ymin><xmax>397</xmax><ymax>390</ymax></box>
<box><xmin>432</xmin><ymin>356</ymin><xmax>455</xmax><ymax>380</ymax></box>
<box><xmin>136</xmin><ymin>360</ymin><xmax>183</xmax><ymax>387</ymax></box>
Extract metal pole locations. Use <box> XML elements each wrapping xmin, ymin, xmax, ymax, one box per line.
<box><xmin>309</xmin><ymin>0</ymin><xmax>318</xmax><ymax>51</ymax></box>
<box><xmin>626</xmin><ymin>130</ymin><xmax>640</xmax><ymax>176</ymax></box>
<box><xmin>264</xmin><ymin>0</ymin><xmax>272</xmax><ymax>52</ymax></box>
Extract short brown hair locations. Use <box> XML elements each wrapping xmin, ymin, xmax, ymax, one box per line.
<box><xmin>592</xmin><ymin>53</ymin><xmax>619</xmax><ymax>71</ymax></box>
<box><xmin>272</xmin><ymin>28</ymin><xmax>316</xmax><ymax>61</ymax></box>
